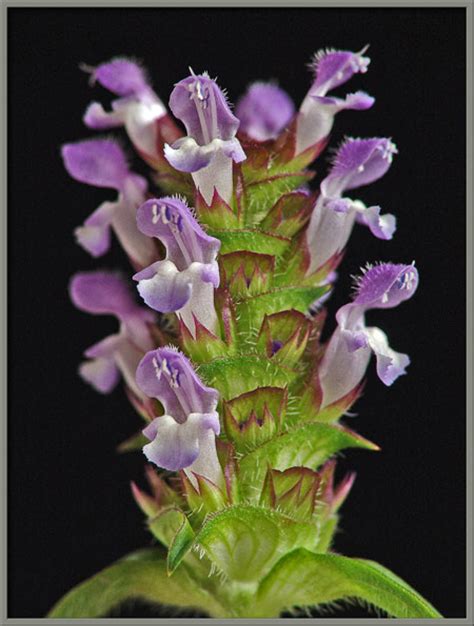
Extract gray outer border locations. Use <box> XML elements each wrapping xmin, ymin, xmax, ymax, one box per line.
<box><xmin>1</xmin><ymin>1</ymin><xmax>472</xmax><ymax>624</ymax></box>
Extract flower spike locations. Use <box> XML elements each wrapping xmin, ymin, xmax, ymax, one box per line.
<box><xmin>54</xmin><ymin>49</ymin><xmax>439</xmax><ymax>621</ymax></box>
<box><xmin>137</xmin><ymin>347</ymin><xmax>222</xmax><ymax>487</ymax></box>
<box><xmin>296</xmin><ymin>46</ymin><xmax>374</xmax><ymax>155</ymax></box>
<box><xmin>164</xmin><ymin>71</ymin><xmax>246</xmax><ymax>204</ymax></box>
<box><xmin>69</xmin><ymin>271</ymin><xmax>155</xmax><ymax>398</ymax></box>
<box><xmin>318</xmin><ymin>262</ymin><xmax>419</xmax><ymax>408</ymax></box>
<box><xmin>61</xmin><ymin>138</ymin><xmax>157</xmax><ymax>268</ymax></box>
<box><xmin>133</xmin><ymin>196</ymin><xmax>221</xmax><ymax>337</ymax></box>
<box><xmin>236</xmin><ymin>82</ymin><xmax>295</xmax><ymax>142</ymax></box>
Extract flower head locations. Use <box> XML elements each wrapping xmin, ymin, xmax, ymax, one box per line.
<box><xmin>318</xmin><ymin>262</ymin><xmax>419</xmax><ymax>408</ymax></box>
<box><xmin>164</xmin><ymin>71</ymin><xmax>246</xmax><ymax>204</ymax></box>
<box><xmin>133</xmin><ymin>196</ymin><xmax>221</xmax><ymax>336</ymax></box>
<box><xmin>235</xmin><ymin>82</ymin><xmax>295</xmax><ymax>141</ymax></box>
<box><xmin>83</xmin><ymin>58</ymin><xmax>167</xmax><ymax>162</ymax></box>
<box><xmin>306</xmin><ymin>137</ymin><xmax>397</xmax><ymax>274</ymax></box>
<box><xmin>69</xmin><ymin>271</ymin><xmax>155</xmax><ymax>397</ymax></box>
<box><xmin>62</xmin><ymin>138</ymin><xmax>157</xmax><ymax>268</ymax></box>
<box><xmin>137</xmin><ymin>347</ymin><xmax>222</xmax><ymax>486</ymax></box>
<box><xmin>296</xmin><ymin>46</ymin><xmax>374</xmax><ymax>155</ymax></box>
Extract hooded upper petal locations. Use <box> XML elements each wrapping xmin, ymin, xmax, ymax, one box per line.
<box><xmin>169</xmin><ymin>72</ymin><xmax>240</xmax><ymax>144</ymax></box>
<box><xmin>92</xmin><ymin>58</ymin><xmax>151</xmax><ymax>97</ymax></box>
<box><xmin>310</xmin><ymin>46</ymin><xmax>371</xmax><ymax>95</ymax></box>
<box><xmin>136</xmin><ymin>197</ymin><xmax>221</xmax><ymax>268</ymax></box>
<box><xmin>61</xmin><ymin>139</ymin><xmax>130</xmax><ymax>190</ymax></box>
<box><xmin>322</xmin><ymin>137</ymin><xmax>398</xmax><ymax>197</ymax></box>
<box><xmin>136</xmin><ymin>347</ymin><xmax>219</xmax><ymax>423</ymax></box>
<box><xmin>70</xmin><ymin>271</ymin><xmax>142</xmax><ymax>319</ymax></box>
<box><xmin>352</xmin><ymin>262</ymin><xmax>419</xmax><ymax>309</ymax></box>
<box><xmin>236</xmin><ymin>82</ymin><xmax>295</xmax><ymax>141</ymax></box>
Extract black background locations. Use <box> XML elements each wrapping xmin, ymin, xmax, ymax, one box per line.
<box><xmin>8</xmin><ymin>7</ymin><xmax>466</xmax><ymax>619</ymax></box>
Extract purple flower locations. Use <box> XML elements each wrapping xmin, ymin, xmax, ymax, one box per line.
<box><xmin>306</xmin><ymin>137</ymin><xmax>398</xmax><ymax>274</ymax></box>
<box><xmin>133</xmin><ymin>197</ymin><xmax>221</xmax><ymax>336</ymax></box>
<box><xmin>137</xmin><ymin>347</ymin><xmax>222</xmax><ymax>487</ymax></box>
<box><xmin>164</xmin><ymin>71</ymin><xmax>246</xmax><ymax>204</ymax></box>
<box><xmin>235</xmin><ymin>82</ymin><xmax>295</xmax><ymax>141</ymax></box>
<box><xmin>318</xmin><ymin>262</ymin><xmax>419</xmax><ymax>408</ymax></box>
<box><xmin>69</xmin><ymin>271</ymin><xmax>155</xmax><ymax>397</ymax></box>
<box><xmin>82</xmin><ymin>58</ymin><xmax>167</xmax><ymax>162</ymax></box>
<box><xmin>296</xmin><ymin>47</ymin><xmax>374</xmax><ymax>155</ymax></box>
<box><xmin>62</xmin><ymin>138</ymin><xmax>157</xmax><ymax>268</ymax></box>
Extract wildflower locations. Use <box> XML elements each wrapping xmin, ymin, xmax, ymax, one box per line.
<box><xmin>306</xmin><ymin>137</ymin><xmax>397</xmax><ymax>274</ymax></box>
<box><xmin>133</xmin><ymin>197</ymin><xmax>221</xmax><ymax>337</ymax></box>
<box><xmin>82</xmin><ymin>58</ymin><xmax>168</xmax><ymax>163</ymax></box>
<box><xmin>69</xmin><ymin>271</ymin><xmax>155</xmax><ymax>398</ymax></box>
<box><xmin>61</xmin><ymin>138</ymin><xmax>157</xmax><ymax>268</ymax></box>
<box><xmin>318</xmin><ymin>262</ymin><xmax>419</xmax><ymax>408</ymax></box>
<box><xmin>164</xmin><ymin>71</ymin><xmax>246</xmax><ymax>204</ymax></box>
<box><xmin>296</xmin><ymin>47</ymin><xmax>374</xmax><ymax>155</ymax></box>
<box><xmin>137</xmin><ymin>347</ymin><xmax>222</xmax><ymax>487</ymax></box>
<box><xmin>235</xmin><ymin>82</ymin><xmax>295</xmax><ymax>141</ymax></box>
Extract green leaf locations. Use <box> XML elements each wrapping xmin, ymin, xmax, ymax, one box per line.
<box><xmin>148</xmin><ymin>507</ymin><xmax>189</xmax><ymax>547</ymax></box>
<box><xmin>167</xmin><ymin>513</ymin><xmax>196</xmax><ymax>574</ymax></box>
<box><xmin>235</xmin><ymin>286</ymin><xmax>328</xmax><ymax>337</ymax></box>
<box><xmin>197</xmin><ymin>355</ymin><xmax>296</xmax><ymax>400</ymax></box>
<box><xmin>209</xmin><ymin>228</ymin><xmax>290</xmax><ymax>256</ymax></box>
<box><xmin>47</xmin><ymin>548</ymin><xmax>226</xmax><ymax>618</ymax></box>
<box><xmin>239</xmin><ymin>422</ymin><xmax>378</xmax><ymax>499</ymax></box>
<box><xmin>195</xmin><ymin>505</ymin><xmax>318</xmax><ymax>582</ymax></box>
<box><xmin>255</xmin><ymin>549</ymin><xmax>442</xmax><ymax>618</ymax></box>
